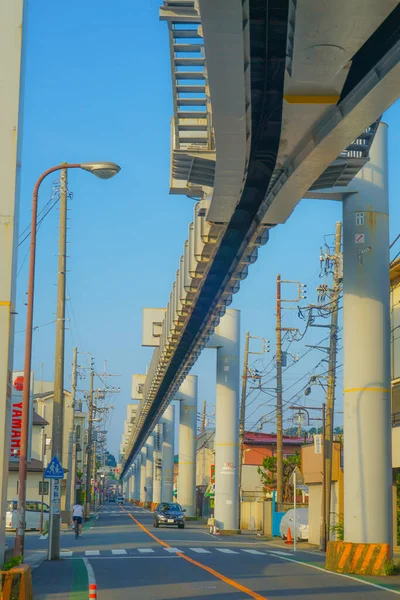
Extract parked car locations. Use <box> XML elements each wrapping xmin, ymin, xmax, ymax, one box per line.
<box><xmin>6</xmin><ymin>499</ymin><xmax>50</xmax><ymax>531</ymax></box>
<box><xmin>117</xmin><ymin>496</ymin><xmax>124</xmax><ymax>505</ymax></box>
<box><xmin>280</xmin><ymin>507</ymin><xmax>309</xmax><ymax>541</ymax></box>
<box><xmin>153</xmin><ymin>502</ymin><xmax>186</xmax><ymax>529</ymax></box>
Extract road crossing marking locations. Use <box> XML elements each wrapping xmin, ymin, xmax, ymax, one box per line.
<box><xmin>138</xmin><ymin>548</ymin><xmax>154</xmax><ymax>553</ymax></box>
<box><xmin>241</xmin><ymin>549</ymin><xmax>265</xmax><ymax>555</ymax></box>
<box><xmin>111</xmin><ymin>549</ymin><xmax>127</xmax><ymax>555</ymax></box>
<box><xmin>190</xmin><ymin>548</ymin><xmax>211</xmax><ymax>554</ymax></box>
<box><xmin>85</xmin><ymin>550</ymin><xmax>100</xmax><ymax>556</ymax></box>
<box><xmin>216</xmin><ymin>548</ymin><xmax>239</xmax><ymax>554</ymax></box>
<box><xmin>165</xmin><ymin>547</ymin><xmax>183</xmax><ymax>553</ymax></box>
<box><xmin>60</xmin><ymin>551</ymin><xmax>73</xmax><ymax>557</ymax></box>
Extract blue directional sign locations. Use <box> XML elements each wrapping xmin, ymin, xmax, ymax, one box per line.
<box><xmin>44</xmin><ymin>455</ymin><xmax>64</xmax><ymax>479</ymax></box>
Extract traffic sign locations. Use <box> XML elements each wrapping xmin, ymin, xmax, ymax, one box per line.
<box><xmin>44</xmin><ymin>455</ymin><xmax>64</xmax><ymax>479</ymax></box>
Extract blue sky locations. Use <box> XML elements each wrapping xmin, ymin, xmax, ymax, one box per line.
<box><xmin>14</xmin><ymin>1</ymin><xmax>400</xmax><ymax>457</ymax></box>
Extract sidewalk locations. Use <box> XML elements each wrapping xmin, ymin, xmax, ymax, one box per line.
<box><xmin>32</xmin><ymin>558</ymin><xmax>88</xmax><ymax>600</ymax></box>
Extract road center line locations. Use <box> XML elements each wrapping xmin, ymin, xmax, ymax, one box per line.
<box><xmin>120</xmin><ymin>506</ymin><xmax>268</xmax><ymax>600</ymax></box>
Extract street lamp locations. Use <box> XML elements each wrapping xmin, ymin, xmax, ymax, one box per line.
<box><xmin>14</xmin><ymin>162</ymin><xmax>120</xmax><ymax>558</ymax></box>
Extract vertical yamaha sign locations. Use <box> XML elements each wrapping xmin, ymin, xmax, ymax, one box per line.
<box><xmin>9</xmin><ymin>370</ymin><xmax>34</xmax><ymax>461</ymax></box>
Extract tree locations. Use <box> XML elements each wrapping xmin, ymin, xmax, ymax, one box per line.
<box><xmin>104</xmin><ymin>451</ymin><xmax>117</xmax><ymax>467</ymax></box>
<box><xmin>257</xmin><ymin>452</ymin><xmax>301</xmax><ymax>502</ymax></box>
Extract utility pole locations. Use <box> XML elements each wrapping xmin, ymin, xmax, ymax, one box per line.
<box><xmin>320</xmin><ymin>403</ymin><xmax>326</xmax><ymax>551</ymax></box>
<box><xmin>276</xmin><ymin>276</ymin><xmax>283</xmax><ymax>508</ymax></box>
<box><xmin>66</xmin><ymin>347</ymin><xmax>78</xmax><ymax>513</ymax></box>
<box><xmin>276</xmin><ymin>276</ymin><xmax>306</xmax><ymax>507</ymax></box>
<box><xmin>93</xmin><ymin>439</ymin><xmax>97</xmax><ymax>509</ymax></box>
<box><xmin>39</xmin><ymin>432</ymin><xmax>47</xmax><ymax>533</ymax></box>
<box><xmin>49</xmin><ymin>169</ymin><xmax>67</xmax><ymax>560</ymax></box>
<box><xmin>201</xmin><ymin>400</ymin><xmax>206</xmax><ymax>433</ymax></box>
<box><xmin>238</xmin><ymin>331</ymin><xmax>250</xmax><ymax>527</ymax></box>
<box><xmin>85</xmin><ymin>369</ymin><xmax>94</xmax><ymax>520</ymax></box>
<box><xmin>324</xmin><ymin>222</ymin><xmax>342</xmax><ymax>546</ymax></box>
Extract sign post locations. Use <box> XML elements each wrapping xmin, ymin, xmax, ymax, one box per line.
<box><xmin>44</xmin><ymin>456</ymin><xmax>64</xmax><ymax>560</ymax></box>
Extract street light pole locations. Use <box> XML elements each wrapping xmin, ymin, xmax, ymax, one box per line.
<box><xmin>14</xmin><ymin>161</ymin><xmax>120</xmax><ymax>558</ymax></box>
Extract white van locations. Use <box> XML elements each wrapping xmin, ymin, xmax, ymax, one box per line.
<box><xmin>6</xmin><ymin>499</ymin><xmax>50</xmax><ymax>531</ymax></box>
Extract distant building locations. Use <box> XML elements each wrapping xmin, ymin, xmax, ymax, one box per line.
<box><xmin>195</xmin><ymin>430</ymin><xmax>304</xmax><ymax>502</ymax></box>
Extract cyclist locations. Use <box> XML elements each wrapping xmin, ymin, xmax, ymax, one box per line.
<box><xmin>72</xmin><ymin>501</ymin><xmax>84</xmax><ymax>537</ymax></box>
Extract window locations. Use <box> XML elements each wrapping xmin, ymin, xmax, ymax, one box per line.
<box><xmin>26</xmin><ymin>501</ymin><xmax>38</xmax><ymax>512</ymax></box>
<box><xmin>37</xmin><ymin>502</ymin><xmax>50</xmax><ymax>513</ymax></box>
<box><xmin>39</xmin><ymin>481</ymin><xmax>49</xmax><ymax>495</ymax></box>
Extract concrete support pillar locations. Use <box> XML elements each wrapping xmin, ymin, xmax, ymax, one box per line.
<box><xmin>145</xmin><ymin>435</ymin><xmax>154</xmax><ymax>503</ymax></box>
<box><xmin>0</xmin><ymin>0</ymin><xmax>26</xmax><ymax>562</ymax></box>
<box><xmin>214</xmin><ymin>309</ymin><xmax>240</xmax><ymax>531</ymax></box>
<box><xmin>133</xmin><ymin>458</ymin><xmax>140</xmax><ymax>501</ymax></box>
<box><xmin>129</xmin><ymin>472</ymin><xmax>134</xmax><ymax>500</ymax></box>
<box><xmin>153</xmin><ymin>424</ymin><xmax>163</xmax><ymax>505</ymax></box>
<box><xmin>177</xmin><ymin>375</ymin><xmax>198</xmax><ymax>516</ymax></box>
<box><xmin>140</xmin><ymin>448</ymin><xmax>147</xmax><ymax>504</ymax></box>
<box><xmin>161</xmin><ymin>405</ymin><xmax>174</xmax><ymax>502</ymax></box>
<box><xmin>343</xmin><ymin>122</ymin><xmax>392</xmax><ymax>547</ymax></box>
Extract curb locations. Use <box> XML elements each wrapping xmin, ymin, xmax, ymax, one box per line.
<box><xmin>24</xmin><ymin>552</ymin><xmax>46</xmax><ymax>572</ymax></box>
<box><xmin>83</xmin><ymin>558</ymin><xmax>97</xmax><ymax>600</ymax></box>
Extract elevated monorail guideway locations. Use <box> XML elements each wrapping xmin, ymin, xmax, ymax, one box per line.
<box><xmin>121</xmin><ymin>0</ymin><xmax>400</xmax><ymax>478</ymax></box>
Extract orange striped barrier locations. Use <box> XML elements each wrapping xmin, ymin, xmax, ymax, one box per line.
<box><xmin>89</xmin><ymin>583</ymin><xmax>97</xmax><ymax>599</ymax></box>
<box><xmin>0</xmin><ymin>564</ymin><xmax>33</xmax><ymax>600</ymax></box>
<box><xmin>326</xmin><ymin>541</ymin><xmax>390</xmax><ymax>576</ymax></box>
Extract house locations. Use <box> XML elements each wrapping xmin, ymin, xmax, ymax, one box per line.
<box><xmin>242</xmin><ymin>432</ymin><xmax>304</xmax><ymax>500</ymax></box>
<box><xmin>33</xmin><ymin>383</ymin><xmax>87</xmax><ymax>517</ymax></box>
<box><xmin>7</xmin><ymin>411</ymin><xmax>49</xmax><ymax>503</ymax></box>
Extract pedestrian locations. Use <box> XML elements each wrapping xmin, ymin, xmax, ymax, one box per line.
<box><xmin>72</xmin><ymin>500</ymin><xmax>84</xmax><ymax>536</ymax></box>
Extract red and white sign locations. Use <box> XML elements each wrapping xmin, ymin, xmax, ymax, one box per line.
<box><xmin>355</xmin><ymin>233</ymin><xmax>365</xmax><ymax>244</ymax></box>
<box><xmin>9</xmin><ymin>371</ymin><xmax>33</xmax><ymax>462</ymax></box>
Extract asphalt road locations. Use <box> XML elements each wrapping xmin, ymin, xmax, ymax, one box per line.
<box><xmin>29</xmin><ymin>504</ymin><xmax>400</xmax><ymax>599</ymax></box>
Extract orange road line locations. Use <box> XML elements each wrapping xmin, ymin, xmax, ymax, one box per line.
<box><xmin>121</xmin><ymin>506</ymin><xmax>268</xmax><ymax>600</ymax></box>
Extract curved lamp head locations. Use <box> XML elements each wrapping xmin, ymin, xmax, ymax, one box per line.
<box><xmin>80</xmin><ymin>162</ymin><xmax>121</xmax><ymax>179</ymax></box>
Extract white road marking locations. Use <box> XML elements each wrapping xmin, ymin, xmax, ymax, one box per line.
<box><xmin>85</xmin><ymin>550</ymin><xmax>100</xmax><ymax>556</ymax></box>
<box><xmin>216</xmin><ymin>548</ymin><xmax>239</xmax><ymax>554</ymax></box>
<box><xmin>111</xmin><ymin>549</ymin><xmax>127</xmax><ymax>555</ymax></box>
<box><xmin>241</xmin><ymin>549</ymin><xmax>266</xmax><ymax>555</ymax></box>
<box><xmin>189</xmin><ymin>548</ymin><xmax>211</xmax><ymax>554</ymax></box>
<box><xmin>164</xmin><ymin>547</ymin><xmax>183</xmax><ymax>553</ymax></box>
<box><xmin>268</xmin><ymin>550</ymin><xmax>293</xmax><ymax>557</ymax></box>
<box><xmin>138</xmin><ymin>548</ymin><xmax>155</xmax><ymax>553</ymax></box>
<box><xmin>60</xmin><ymin>551</ymin><xmax>73</xmax><ymax>557</ymax></box>
<box><xmin>269</xmin><ymin>553</ymin><xmax>400</xmax><ymax>596</ymax></box>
